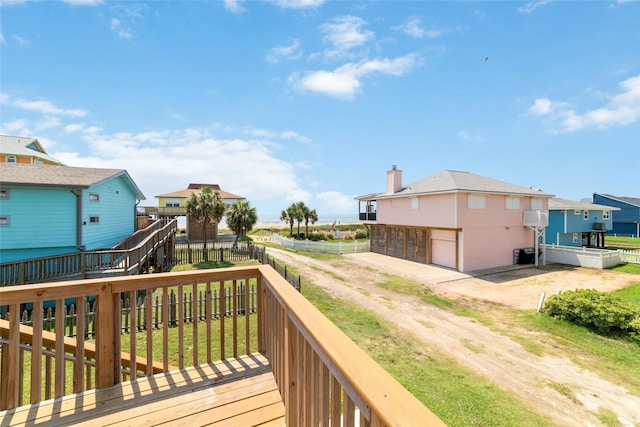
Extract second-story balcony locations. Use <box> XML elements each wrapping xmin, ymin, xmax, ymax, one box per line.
<box><xmin>592</xmin><ymin>222</ymin><xmax>607</xmax><ymax>232</ymax></box>
<box><xmin>0</xmin><ymin>265</ymin><xmax>445</xmax><ymax>426</ymax></box>
<box><xmin>523</xmin><ymin>210</ymin><xmax>549</xmax><ymax>227</ymax></box>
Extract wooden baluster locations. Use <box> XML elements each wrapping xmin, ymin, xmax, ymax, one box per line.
<box><xmin>219</xmin><ymin>281</ymin><xmax>225</xmax><ymax>360</ymax></box>
<box><xmin>30</xmin><ymin>301</ymin><xmax>43</xmax><ymax>403</ymax></box>
<box><xmin>129</xmin><ymin>290</ymin><xmax>136</xmax><ymax>379</ymax></box>
<box><xmin>244</xmin><ymin>281</ymin><xmax>250</xmax><ymax>355</ymax></box>
<box><xmin>192</xmin><ymin>281</ymin><xmax>198</xmax><ymax>366</ymax></box>
<box><xmin>74</xmin><ymin>297</ymin><xmax>85</xmax><ymax>393</ymax></box>
<box><xmin>232</xmin><ymin>279</ymin><xmax>238</xmax><ymax>358</ymax></box>
<box><xmin>205</xmin><ymin>282</ymin><xmax>212</xmax><ymax>363</ymax></box>
<box><xmin>178</xmin><ymin>285</ymin><xmax>184</xmax><ymax>369</ymax></box>
<box><xmin>55</xmin><ymin>299</ymin><xmax>65</xmax><ymax>398</ymax></box>
<box><xmin>145</xmin><ymin>288</ymin><xmax>153</xmax><ymax>376</ymax></box>
<box><xmin>162</xmin><ymin>286</ymin><xmax>169</xmax><ymax>372</ymax></box>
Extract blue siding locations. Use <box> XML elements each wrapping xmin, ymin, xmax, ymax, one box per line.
<box><xmin>593</xmin><ymin>194</ymin><xmax>640</xmax><ymax>237</ymax></box>
<box><xmin>545</xmin><ymin>208</ymin><xmax>615</xmax><ymax>246</ymax></box>
<box><xmin>82</xmin><ymin>176</ymin><xmax>137</xmax><ymax>250</ymax></box>
<box><xmin>0</xmin><ymin>187</ymin><xmax>78</xmax><ymax>262</ymax></box>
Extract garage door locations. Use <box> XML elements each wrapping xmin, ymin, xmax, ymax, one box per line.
<box><xmin>431</xmin><ymin>230</ymin><xmax>456</xmax><ymax>269</ymax></box>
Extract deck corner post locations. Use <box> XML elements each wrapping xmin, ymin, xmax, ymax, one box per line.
<box><xmin>96</xmin><ymin>282</ymin><xmax>119</xmax><ymax>388</ymax></box>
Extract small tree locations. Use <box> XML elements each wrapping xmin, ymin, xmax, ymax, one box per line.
<box><xmin>280</xmin><ymin>206</ymin><xmax>295</xmax><ymax>237</ymax></box>
<box><xmin>185</xmin><ymin>186</ymin><xmax>225</xmax><ymax>260</ymax></box>
<box><xmin>303</xmin><ymin>206</ymin><xmax>318</xmax><ymax>238</ymax></box>
<box><xmin>292</xmin><ymin>201</ymin><xmax>306</xmax><ymax>238</ymax></box>
<box><xmin>226</xmin><ymin>200</ymin><xmax>257</xmax><ymax>248</ymax></box>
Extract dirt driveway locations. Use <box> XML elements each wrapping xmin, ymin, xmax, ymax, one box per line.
<box><xmin>266</xmin><ymin>248</ymin><xmax>640</xmax><ymax>427</ymax></box>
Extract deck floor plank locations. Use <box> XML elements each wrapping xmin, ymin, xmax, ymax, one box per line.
<box><xmin>0</xmin><ymin>353</ymin><xmax>284</xmax><ymax>427</ymax></box>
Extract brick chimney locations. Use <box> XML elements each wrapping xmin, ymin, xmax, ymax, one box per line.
<box><xmin>387</xmin><ymin>165</ymin><xmax>402</xmax><ymax>194</ymax></box>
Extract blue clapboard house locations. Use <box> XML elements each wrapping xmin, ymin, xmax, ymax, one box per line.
<box><xmin>545</xmin><ymin>198</ymin><xmax>619</xmax><ymax>248</ymax></box>
<box><xmin>593</xmin><ymin>193</ymin><xmax>640</xmax><ymax>238</ymax></box>
<box><xmin>0</xmin><ymin>163</ymin><xmax>145</xmax><ymax>264</ymax></box>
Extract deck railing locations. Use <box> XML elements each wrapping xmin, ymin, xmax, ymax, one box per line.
<box><xmin>0</xmin><ymin>265</ymin><xmax>444</xmax><ymax>426</ymax></box>
<box><xmin>0</xmin><ymin>219</ymin><xmax>177</xmax><ymax>285</ymax></box>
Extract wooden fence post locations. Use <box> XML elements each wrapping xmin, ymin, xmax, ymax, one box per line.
<box><xmin>95</xmin><ymin>283</ymin><xmax>118</xmax><ymax>389</ymax></box>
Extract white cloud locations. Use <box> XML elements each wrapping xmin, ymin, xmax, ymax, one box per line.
<box><xmin>35</xmin><ymin>116</ymin><xmax>61</xmax><ymax>131</ymax></box>
<box><xmin>315</xmin><ymin>191</ymin><xmax>356</xmax><ymax>214</ymax></box>
<box><xmin>0</xmin><ymin>118</ymin><xmax>30</xmax><ymax>134</ymax></box>
<box><xmin>1</xmin><ymin>93</ymin><xmax>88</xmax><ymax>117</ymax></box>
<box><xmin>528</xmin><ymin>98</ymin><xmax>554</xmax><ymax>115</ymax></box>
<box><xmin>11</xmin><ymin>34</ymin><xmax>29</xmax><ymax>46</ymax></box>
<box><xmin>270</xmin><ymin>0</ymin><xmax>325</xmax><ymax>10</ymax></box>
<box><xmin>394</xmin><ymin>16</ymin><xmax>425</xmax><ymax>38</ymax></box>
<box><xmin>266</xmin><ymin>39</ymin><xmax>303</xmax><ymax>64</ymax></box>
<box><xmin>110</xmin><ymin>18</ymin><xmax>132</xmax><ymax>40</ymax></box>
<box><xmin>224</xmin><ymin>0</ymin><xmax>246</xmax><ymax>13</ymax></box>
<box><xmin>290</xmin><ymin>54</ymin><xmax>420</xmax><ymax>100</ymax></box>
<box><xmin>320</xmin><ymin>15</ymin><xmax>373</xmax><ymax>59</ymax></box>
<box><xmin>62</xmin><ymin>0</ymin><xmax>103</xmax><ymax>5</ymax></box>
<box><xmin>65</xmin><ymin>124</ymin><xmax>85</xmax><ymax>133</ymax></box>
<box><xmin>529</xmin><ymin>74</ymin><xmax>640</xmax><ymax>132</ymax></box>
<box><xmin>518</xmin><ymin>0</ymin><xmax>557</xmax><ymax>13</ymax></box>
<box><xmin>281</xmin><ymin>131</ymin><xmax>311</xmax><ymax>143</ymax></box>
<box><xmin>457</xmin><ymin>130</ymin><xmax>483</xmax><ymax>142</ymax></box>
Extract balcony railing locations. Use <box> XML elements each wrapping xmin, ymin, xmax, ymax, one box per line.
<box><xmin>0</xmin><ymin>265</ymin><xmax>444</xmax><ymax>426</ymax></box>
<box><xmin>523</xmin><ymin>210</ymin><xmax>549</xmax><ymax>227</ymax></box>
<box><xmin>592</xmin><ymin>222</ymin><xmax>607</xmax><ymax>231</ymax></box>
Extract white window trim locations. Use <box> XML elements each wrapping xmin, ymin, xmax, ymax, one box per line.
<box><xmin>468</xmin><ymin>195</ymin><xmax>486</xmax><ymax>209</ymax></box>
<box><xmin>506</xmin><ymin>197</ymin><xmax>520</xmax><ymax>210</ymax></box>
<box><xmin>89</xmin><ymin>216</ymin><xmax>100</xmax><ymax>224</ymax></box>
<box><xmin>603</xmin><ymin>210</ymin><xmax>610</xmax><ymax>220</ymax></box>
<box><xmin>531</xmin><ymin>198</ymin><xmax>544</xmax><ymax>210</ymax></box>
<box><xmin>583</xmin><ymin>211</ymin><xmax>589</xmax><ymax>221</ymax></box>
<box><xmin>411</xmin><ymin>197</ymin><xmax>419</xmax><ymax>209</ymax></box>
<box><xmin>89</xmin><ymin>193</ymin><xmax>100</xmax><ymax>202</ymax></box>
<box><xmin>0</xmin><ymin>216</ymin><xmax>9</xmax><ymax>226</ymax></box>
<box><xmin>574</xmin><ymin>209</ymin><xmax>581</xmax><ymax>215</ymax></box>
<box><xmin>0</xmin><ymin>189</ymin><xmax>9</xmax><ymax>200</ymax></box>
<box><xmin>7</xmin><ymin>156</ymin><xmax>16</xmax><ymax>163</ymax></box>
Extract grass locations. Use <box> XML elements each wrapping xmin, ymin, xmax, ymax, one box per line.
<box><xmin>301</xmin><ymin>282</ymin><xmax>556</xmax><ymax>426</ymax></box>
<box><xmin>610</xmin><ymin>282</ymin><xmax>640</xmax><ymax>306</ymax></box>
<box><xmin>594</xmin><ymin>407</ymin><xmax>625</xmax><ymax>427</ymax></box>
<box><xmin>609</xmin><ymin>262</ymin><xmax>640</xmax><ymax>274</ymax></box>
<box><xmin>375</xmin><ymin>274</ymin><xmax>453</xmax><ymax>308</ymax></box>
<box><xmin>512</xmin><ymin>310</ymin><xmax>640</xmax><ymax>396</ymax></box>
<box><xmin>605</xmin><ymin>236</ymin><xmax>640</xmax><ymax>251</ymax></box>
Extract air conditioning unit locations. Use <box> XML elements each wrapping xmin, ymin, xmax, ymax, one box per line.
<box><xmin>523</xmin><ymin>210</ymin><xmax>549</xmax><ymax>227</ymax></box>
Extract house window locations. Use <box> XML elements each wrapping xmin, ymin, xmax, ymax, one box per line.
<box><xmin>531</xmin><ymin>198</ymin><xmax>544</xmax><ymax>210</ymax></box>
<box><xmin>89</xmin><ymin>216</ymin><xmax>100</xmax><ymax>224</ymax></box>
<box><xmin>603</xmin><ymin>210</ymin><xmax>610</xmax><ymax>220</ymax></box>
<box><xmin>34</xmin><ymin>159</ymin><xmax>43</xmax><ymax>165</ymax></box>
<box><xmin>574</xmin><ymin>210</ymin><xmax>581</xmax><ymax>215</ymax></box>
<box><xmin>165</xmin><ymin>198</ymin><xmax>180</xmax><ymax>208</ymax></box>
<box><xmin>583</xmin><ymin>211</ymin><xmax>589</xmax><ymax>221</ymax></box>
<box><xmin>0</xmin><ymin>189</ymin><xmax>9</xmax><ymax>200</ymax></box>
<box><xmin>468</xmin><ymin>195</ymin><xmax>486</xmax><ymax>209</ymax></box>
<box><xmin>506</xmin><ymin>197</ymin><xmax>520</xmax><ymax>209</ymax></box>
<box><xmin>89</xmin><ymin>193</ymin><xmax>100</xmax><ymax>202</ymax></box>
<box><xmin>411</xmin><ymin>197</ymin><xmax>419</xmax><ymax>209</ymax></box>
<box><xmin>573</xmin><ymin>233</ymin><xmax>579</xmax><ymax>244</ymax></box>
<box><xmin>0</xmin><ymin>216</ymin><xmax>9</xmax><ymax>226</ymax></box>
<box><xmin>7</xmin><ymin>156</ymin><xmax>16</xmax><ymax>163</ymax></box>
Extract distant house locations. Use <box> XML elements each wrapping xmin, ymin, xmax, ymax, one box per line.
<box><xmin>546</xmin><ymin>198</ymin><xmax>619</xmax><ymax>247</ymax></box>
<box><xmin>592</xmin><ymin>193</ymin><xmax>640</xmax><ymax>237</ymax></box>
<box><xmin>0</xmin><ymin>164</ymin><xmax>145</xmax><ymax>263</ymax></box>
<box><xmin>0</xmin><ymin>135</ymin><xmax>64</xmax><ymax>166</ymax></box>
<box><xmin>155</xmin><ymin>183</ymin><xmax>244</xmax><ymax>241</ymax></box>
<box><xmin>356</xmin><ymin>166</ymin><xmax>552</xmax><ymax>272</ymax></box>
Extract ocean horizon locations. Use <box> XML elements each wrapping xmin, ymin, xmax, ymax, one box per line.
<box><xmin>256</xmin><ymin>213</ymin><xmax>359</xmax><ymax>225</ymax></box>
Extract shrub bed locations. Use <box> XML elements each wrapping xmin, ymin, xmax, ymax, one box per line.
<box><xmin>543</xmin><ymin>289</ymin><xmax>640</xmax><ymax>343</ymax></box>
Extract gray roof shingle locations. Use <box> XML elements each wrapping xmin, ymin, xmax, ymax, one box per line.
<box><xmin>365</xmin><ymin>170</ymin><xmax>553</xmax><ymax>199</ymax></box>
<box><xmin>0</xmin><ymin>163</ymin><xmax>145</xmax><ymax>199</ymax></box>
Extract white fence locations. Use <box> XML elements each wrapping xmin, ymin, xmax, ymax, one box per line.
<box><xmin>271</xmin><ymin>234</ymin><xmax>370</xmax><ymax>254</ymax></box>
<box><xmin>620</xmin><ymin>249</ymin><xmax>640</xmax><ymax>264</ymax></box>
<box><xmin>543</xmin><ymin>245</ymin><xmax>640</xmax><ymax>269</ymax></box>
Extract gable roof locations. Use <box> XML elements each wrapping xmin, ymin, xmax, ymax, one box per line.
<box><xmin>0</xmin><ymin>163</ymin><xmax>145</xmax><ymax>199</ymax></box>
<box><xmin>594</xmin><ymin>193</ymin><xmax>640</xmax><ymax>208</ymax></box>
<box><xmin>157</xmin><ymin>183</ymin><xmax>243</xmax><ymax>200</ymax></box>
<box><xmin>0</xmin><ymin>135</ymin><xmax>64</xmax><ymax>165</ymax></box>
<box><xmin>549</xmin><ymin>198</ymin><xmax>620</xmax><ymax>211</ymax></box>
<box><xmin>358</xmin><ymin>170</ymin><xmax>553</xmax><ymax>200</ymax></box>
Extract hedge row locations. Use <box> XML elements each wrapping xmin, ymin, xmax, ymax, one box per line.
<box><xmin>543</xmin><ymin>289</ymin><xmax>640</xmax><ymax>343</ymax></box>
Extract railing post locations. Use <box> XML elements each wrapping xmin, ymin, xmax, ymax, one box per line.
<box><xmin>95</xmin><ymin>283</ymin><xmax>119</xmax><ymax>388</ymax></box>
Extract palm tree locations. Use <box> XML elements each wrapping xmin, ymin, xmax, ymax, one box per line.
<box><xmin>185</xmin><ymin>186</ymin><xmax>226</xmax><ymax>260</ymax></box>
<box><xmin>226</xmin><ymin>200</ymin><xmax>257</xmax><ymax>248</ymax></box>
<box><xmin>280</xmin><ymin>206</ymin><xmax>295</xmax><ymax>237</ymax></box>
<box><xmin>303</xmin><ymin>207</ymin><xmax>318</xmax><ymax>239</ymax></box>
<box><xmin>292</xmin><ymin>201</ymin><xmax>306</xmax><ymax>238</ymax></box>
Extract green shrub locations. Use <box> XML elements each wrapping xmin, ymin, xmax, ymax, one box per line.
<box><xmin>543</xmin><ymin>289</ymin><xmax>639</xmax><ymax>334</ymax></box>
<box><xmin>630</xmin><ymin>318</ymin><xmax>640</xmax><ymax>344</ymax></box>
<box><xmin>355</xmin><ymin>229</ymin><xmax>369</xmax><ymax>239</ymax></box>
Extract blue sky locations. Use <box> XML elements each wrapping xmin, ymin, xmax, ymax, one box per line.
<box><xmin>1</xmin><ymin>0</ymin><xmax>639</xmax><ymax>221</ymax></box>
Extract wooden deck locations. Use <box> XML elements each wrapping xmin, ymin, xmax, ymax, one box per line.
<box><xmin>0</xmin><ymin>353</ymin><xmax>285</xmax><ymax>427</ymax></box>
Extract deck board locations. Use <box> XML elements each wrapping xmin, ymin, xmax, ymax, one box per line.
<box><xmin>0</xmin><ymin>353</ymin><xmax>285</xmax><ymax>427</ymax></box>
